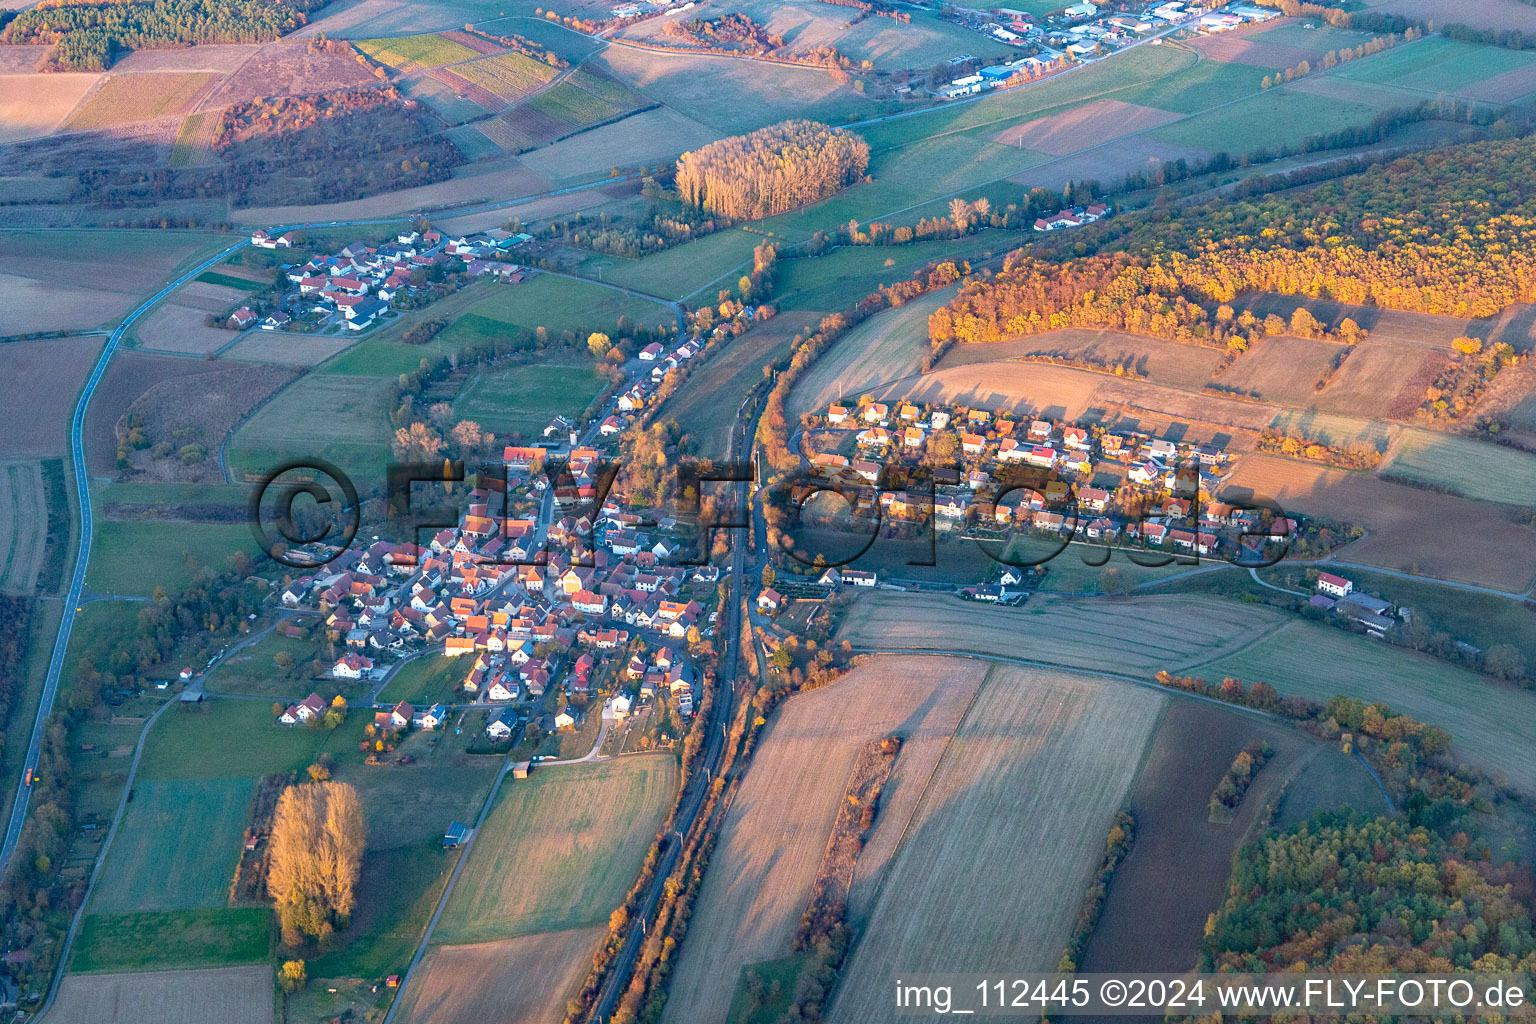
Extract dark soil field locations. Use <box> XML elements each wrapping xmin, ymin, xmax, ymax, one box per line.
<box><xmin>0</xmin><ymin>336</ymin><xmax>105</xmax><ymax>458</ymax></box>
<box><xmin>1079</xmin><ymin>700</ymin><xmax>1314</xmax><ymax>973</ymax></box>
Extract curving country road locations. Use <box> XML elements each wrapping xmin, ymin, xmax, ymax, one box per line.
<box><xmin>0</xmin><ymin>239</ymin><xmax>249</xmax><ymax>876</ymax></box>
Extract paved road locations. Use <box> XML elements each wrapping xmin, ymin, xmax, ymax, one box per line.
<box><xmin>0</xmin><ymin>238</ymin><xmax>249</xmax><ymax>877</ymax></box>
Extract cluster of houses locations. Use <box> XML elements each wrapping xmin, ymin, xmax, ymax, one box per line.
<box><xmin>246</xmin><ymin>227</ymin><xmax>531</xmax><ymax>335</ymax></box>
<box><xmin>810</xmin><ymin>399</ymin><xmax>1295</xmax><ymax>564</ymax></box>
<box><xmin>1033</xmin><ymin>202</ymin><xmax>1110</xmax><ymax>232</ymax></box>
<box><xmin>278</xmin><ymin>443</ymin><xmax>712</xmax><ymax>743</ymax></box>
<box><xmin>935</xmin><ymin>0</ymin><xmax>1279</xmax><ymax>90</ymax></box>
<box><xmin>1311</xmin><ymin>572</ymin><xmax>1404</xmax><ymax>638</ymax></box>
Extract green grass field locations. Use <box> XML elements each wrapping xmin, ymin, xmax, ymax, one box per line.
<box><xmin>87</xmin><ymin>520</ymin><xmax>260</xmax><ymax>598</ymax></box>
<box><xmin>1259</xmin><ymin>565</ymin><xmax>1536</xmax><ymax>670</ymax></box>
<box><xmin>1194</xmin><ymin>619</ymin><xmax>1536</xmax><ymax>792</ymax></box>
<box><xmin>1149</xmin><ymin>87</ymin><xmax>1380</xmax><ymax>154</ymax></box>
<box><xmin>451</xmin><ymin>354</ymin><xmax>608</xmax><ymax>439</ymax></box>
<box><xmin>305</xmin><ymin>845</ymin><xmax>454</xmax><ymax>979</ymax></box>
<box><xmin>1334</xmin><ymin>36</ymin><xmax>1536</xmax><ymax>92</ymax></box>
<box><xmin>201</xmin><ymin>633</ymin><xmax>321</xmax><ymax>699</ymax></box>
<box><xmin>93</xmin><ymin>481</ymin><xmax>250</xmax><ymax>508</ymax></box>
<box><xmin>136</xmin><ymin>700</ymin><xmax>345</xmax><ymax>783</ymax></box>
<box><xmin>357</xmin><ymin>33</ymin><xmax>482</xmax><ymax>70</ymax></box>
<box><xmin>598</xmin><ymin>229</ymin><xmax>766</xmax><ymax>301</ymax></box>
<box><xmin>377</xmin><ymin>654</ymin><xmax>467</xmax><ymax>706</ymax></box>
<box><xmin>227</xmin><ymin>373</ymin><xmax>394</xmax><ymax>486</ymax></box>
<box><xmin>772</xmin><ymin>232</ymin><xmax>1028</xmax><ymax>313</ymax></box>
<box><xmin>69</xmin><ymin>908</ymin><xmax>271</xmax><ymax>973</ymax></box>
<box><xmin>90</xmin><ymin>778</ymin><xmax>256</xmax><ymax>914</ymax></box>
<box><xmin>194</xmin><ymin>270</ymin><xmax>265</xmax><ymax>291</ymax></box>
<box><xmin>455</xmin><ymin>273</ymin><xmax>676</xmax><ymax>336</ymax></box>
<box><xmin>453</xmin><ymin>50</ymin><xmax>561</xmax><ymax>100</ymax></box>
<box><xmin>433</xmin><ymin>754</ymin><xmax>679</xmax><ymax>944</ymax></box>
<box><xmin>1382</xmin><ymin>430</ymin><xmax>1536</xmax><ymax>507</ymax></box>
<box><xmin>1120</xmin><ymin>57</ymin><xmax>1269</xmax><ymax>114</ymax></box>
<box><xmin>528</xmin><ymin>80</ymin><xmax>622</xmax><ymax>127</ymax></box>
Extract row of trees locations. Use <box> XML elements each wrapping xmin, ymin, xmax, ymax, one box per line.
<box><xmin>3</xmin><ymin>0</ymin><xmax>330</xmax><ymax>70</ymax></box>
<box><xmin>1259</xmin><ymin>27</ymin><xmax>1416</xmax><ymax>90</ymax></box>
<box><xmin>676</xmin><ymin>120</ymin><xmax>870</xmax><ymax>221</ymax></box>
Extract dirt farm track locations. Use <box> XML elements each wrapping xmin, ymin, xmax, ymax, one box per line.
<box><xmin>48</xmin><ymin>965</ymin><xmax>273</xmax><ymax>1024</ymax></box>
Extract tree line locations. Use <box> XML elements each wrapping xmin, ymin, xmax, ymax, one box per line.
<box><xmin>676</xmin><ymin>119</ymin><xmax>870</xmax><ymax>222</ymax></box>
<box><xmin>2</xmin><ymin>0</ymin><xmax>329</xmax><ymax>70</ymax></box>
<box><xmin>267</xmin><ymin>780</ymin><xmax>365</xmax><ymax>947</ymax></box>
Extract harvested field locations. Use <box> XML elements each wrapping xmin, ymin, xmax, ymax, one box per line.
<box><xmin>199</xmin><ymin>42</ymin><xmax>378</xmax><ymax>108</ymax></box>
<box><xmin>1079</xmin><ymin>700</ymin><xmax>1340</xmax><ymax>972</ymax></box>
<box><xmin>830</xmin><ymin>665</ymin><xmax>1163</xmax><ymax>1022</ymax></box>
<box><xmin>1009</xmin><ymin>134</ymin><xmax>1214</xmax><ymax>193</ymax></box>
<box><xmin>1222</xmin><ymin>453</ymin><xmax>1536</xmax><ymax>591</ymax></box>
<box><xmin>1462</xmin><ymin>61</ymin><xmax>1536</xmax><ymax>103</ymax></box>
<box><xmin>222</xmin><ymin>331</ymin><xmax>359</xmax><ymax>367</ymax></box>
<box><xmin>50</xmin><ymin>966</ymin><xmax>273</xmax><ymax>1024</ymax></box>
<box><xmin>1364</xmin><ymin>0</ymin><xmax>1536</xmax><ymax>36</ymax></box>
<box><xmin>1320</xmin><ymin>339</ymin><xmax>1438</xmax><ymax>419</ymax></box>
<box><xmin>1383</xmin><ymin>429</ymin><xmax>1536</xmax><ymax>507</ymax></box>
<box><xmin>112</xmin><ymin>362</ymin><xmax>297</xmax><ymax>484</ymax></box>
<box><xmin>666</xmin><ymin>311</ymin><xmax>824</xmax><ymax>457</ymax></box>
<box><xmin>787</xmin><ymin>287</ymin><xmax>954</xmax><ymax>420</ymax></box>
<box><xmin>948</xmin><ymin>329</ymin><xmax>1228</xmax><ymax>392</ymax></box>
<box><xmin>0</xmin><ymin>45</ymin><xmax>51</xmax><ymax>74</ymax></box>
<box><xmin>440</xmin><ymin>29</ymin><xmax>504</xmax><ymax>56</ymax></box>
<box><xmin>991</xmin><ymin>99</ymin><xmax>1181</xmax><ymax>155</ymax></box>
<box><xmin>662</xmin><ymin>655</ymin><xmax>989</xmax><ymax>1024</ymax></box>
<box><xmin>1212</xmin><ymin>334</ymin><xmax>1341</xmax><ymax>405</ymax></box>
<box><xmin>136</xmin><ymin>302</ymin><xmax>239</xmax><ymax>356</ymax></box>
<box><xmin>64</xmin><ymin>73</ymin><xmax>219</xmax><ymax>131</ymax></box>
<box><xmin>838</xmin><ymin>591</ymin><xmax>1285</xmax><ymax>676</ymax></box>
<box><xmin>433</xmin><ymin>755</ymin><xmax>679</xmax><ymax>944</ymax></box>
<box><xmin>110</xmin><ymin>44</ymin><xmax>262</xmax><ymax>74</ymax></box>
<box><xmin>0</xmin><ymin>72</ymin><xmax>101</xmax><ymax>143</ymax></box>
<box><xmin>0</xmin><ymin>230</ymin><xmax>230</xmax><ymax>334</ymax></box>
<box><xmin>0</xmin><ymin>461</ymin><xmax>46</xmax><ymax>594</ymax></box>
<box><xmin>874</xmin><ymin>361</ymin><xmax>1105</xmax><ymax>422</ymax></box>
<box><xmin>516</xmin><ymin>106</ymin><xmax>716</xmax><ymax>181</ymax></box>
<box><xmin>398</xmin><ymin>928</ymin><xmax>603</xmax><ymax>1024</ymax></box>
<box><xmin>1187</xmin><ymin>23</ymin><xmax>1317</xmax><ymax>68</ymax></box>
<box><xmin>231</xmin><ymin>156</ymin><xmax>551</xmax><ymax>224</ymax></box>
<box><xmin>0</xmin><ymin>336</ymin><xmax>103</xmax><ymax>458</ymax></box>
<box><xmin>1196</xmin><ymin>618</ymin><xmax>1536</xmax><ymax>792</ymax></box>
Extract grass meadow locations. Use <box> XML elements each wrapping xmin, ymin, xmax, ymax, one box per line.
<box><xmin>87</xmin><ymin>520</ymin><xmax>260</xmax><ymax>598</ymax></box>
<box><xmin>69</xmin><ymin>908</ymin><xmax>272</xmax><ymax>973</ymax></box>
<box><xmin>452</xmin><ymin>354</ymin><xmax>609</xmax><ymax>439</ymax></box>
<box><xmin>1382</xmin><ymin>430</ymin><xmax>1536</xmax><ymax>507</ymax></box>
<box><xmin>356</xmin><ymin>33</ymin><xmax>481</xmax><ymax>70</ymax></box>
<box><xmin>1194</xmin><ymin>619</ymin><xmax>1536</xmax><ymax>792</ymax></box>
<box><xmin>433</xmin><ymin>754</ymin><xmax>678</xmax><ymax>944</ymax></box>
<box><xmin>377</xmin><ymin>654</ymin><xmax>467</xmax><ymax>707</ymax></box>
<box><xmin>89</xmin><ymin>778</ymin><xmax>256</xmax><ymax>914</ymax></box>
<box><xmin>136</xmin><ymin>700</ymin><xmax>345</xmax><ymax>782</ymax></box>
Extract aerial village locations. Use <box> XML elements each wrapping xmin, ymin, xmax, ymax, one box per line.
<box><xmin>231</xmin><ymin>226</ymin><xmax>533</xmax><ymax>335</ymax></box>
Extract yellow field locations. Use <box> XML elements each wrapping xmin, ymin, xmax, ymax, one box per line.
<box><xmin>397</xmin><ymin>928</ymin><xmax>602</xmax><ymax>1024</ymax></box>
<box><xmin>662</xmin><ymin>655</ymin><xmax>989</xmax><ymax>1024</ymax></box>
<box><xmin>830</xmin><ymin>665</ymin><xmax>1164</xmax><ymax>1021</ymax></box>
<box><xmin>50</xmin><ymin>965</ymin><xmax>273</xmax><ymax>1024</ymax></box>
<box><xmin>64</xmin><ymin>73</ymin><xmax>218</xmax><ymax>131</ymax></box>
<box><xmin>0</xmin><ymin>72</ymin><xmax>101</xmax><ymax>143</ymax></box>
<box><xmin>837</xmin><ymin>591</ymin><xmax>1286</xmax><ymax>677</ymax></box>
